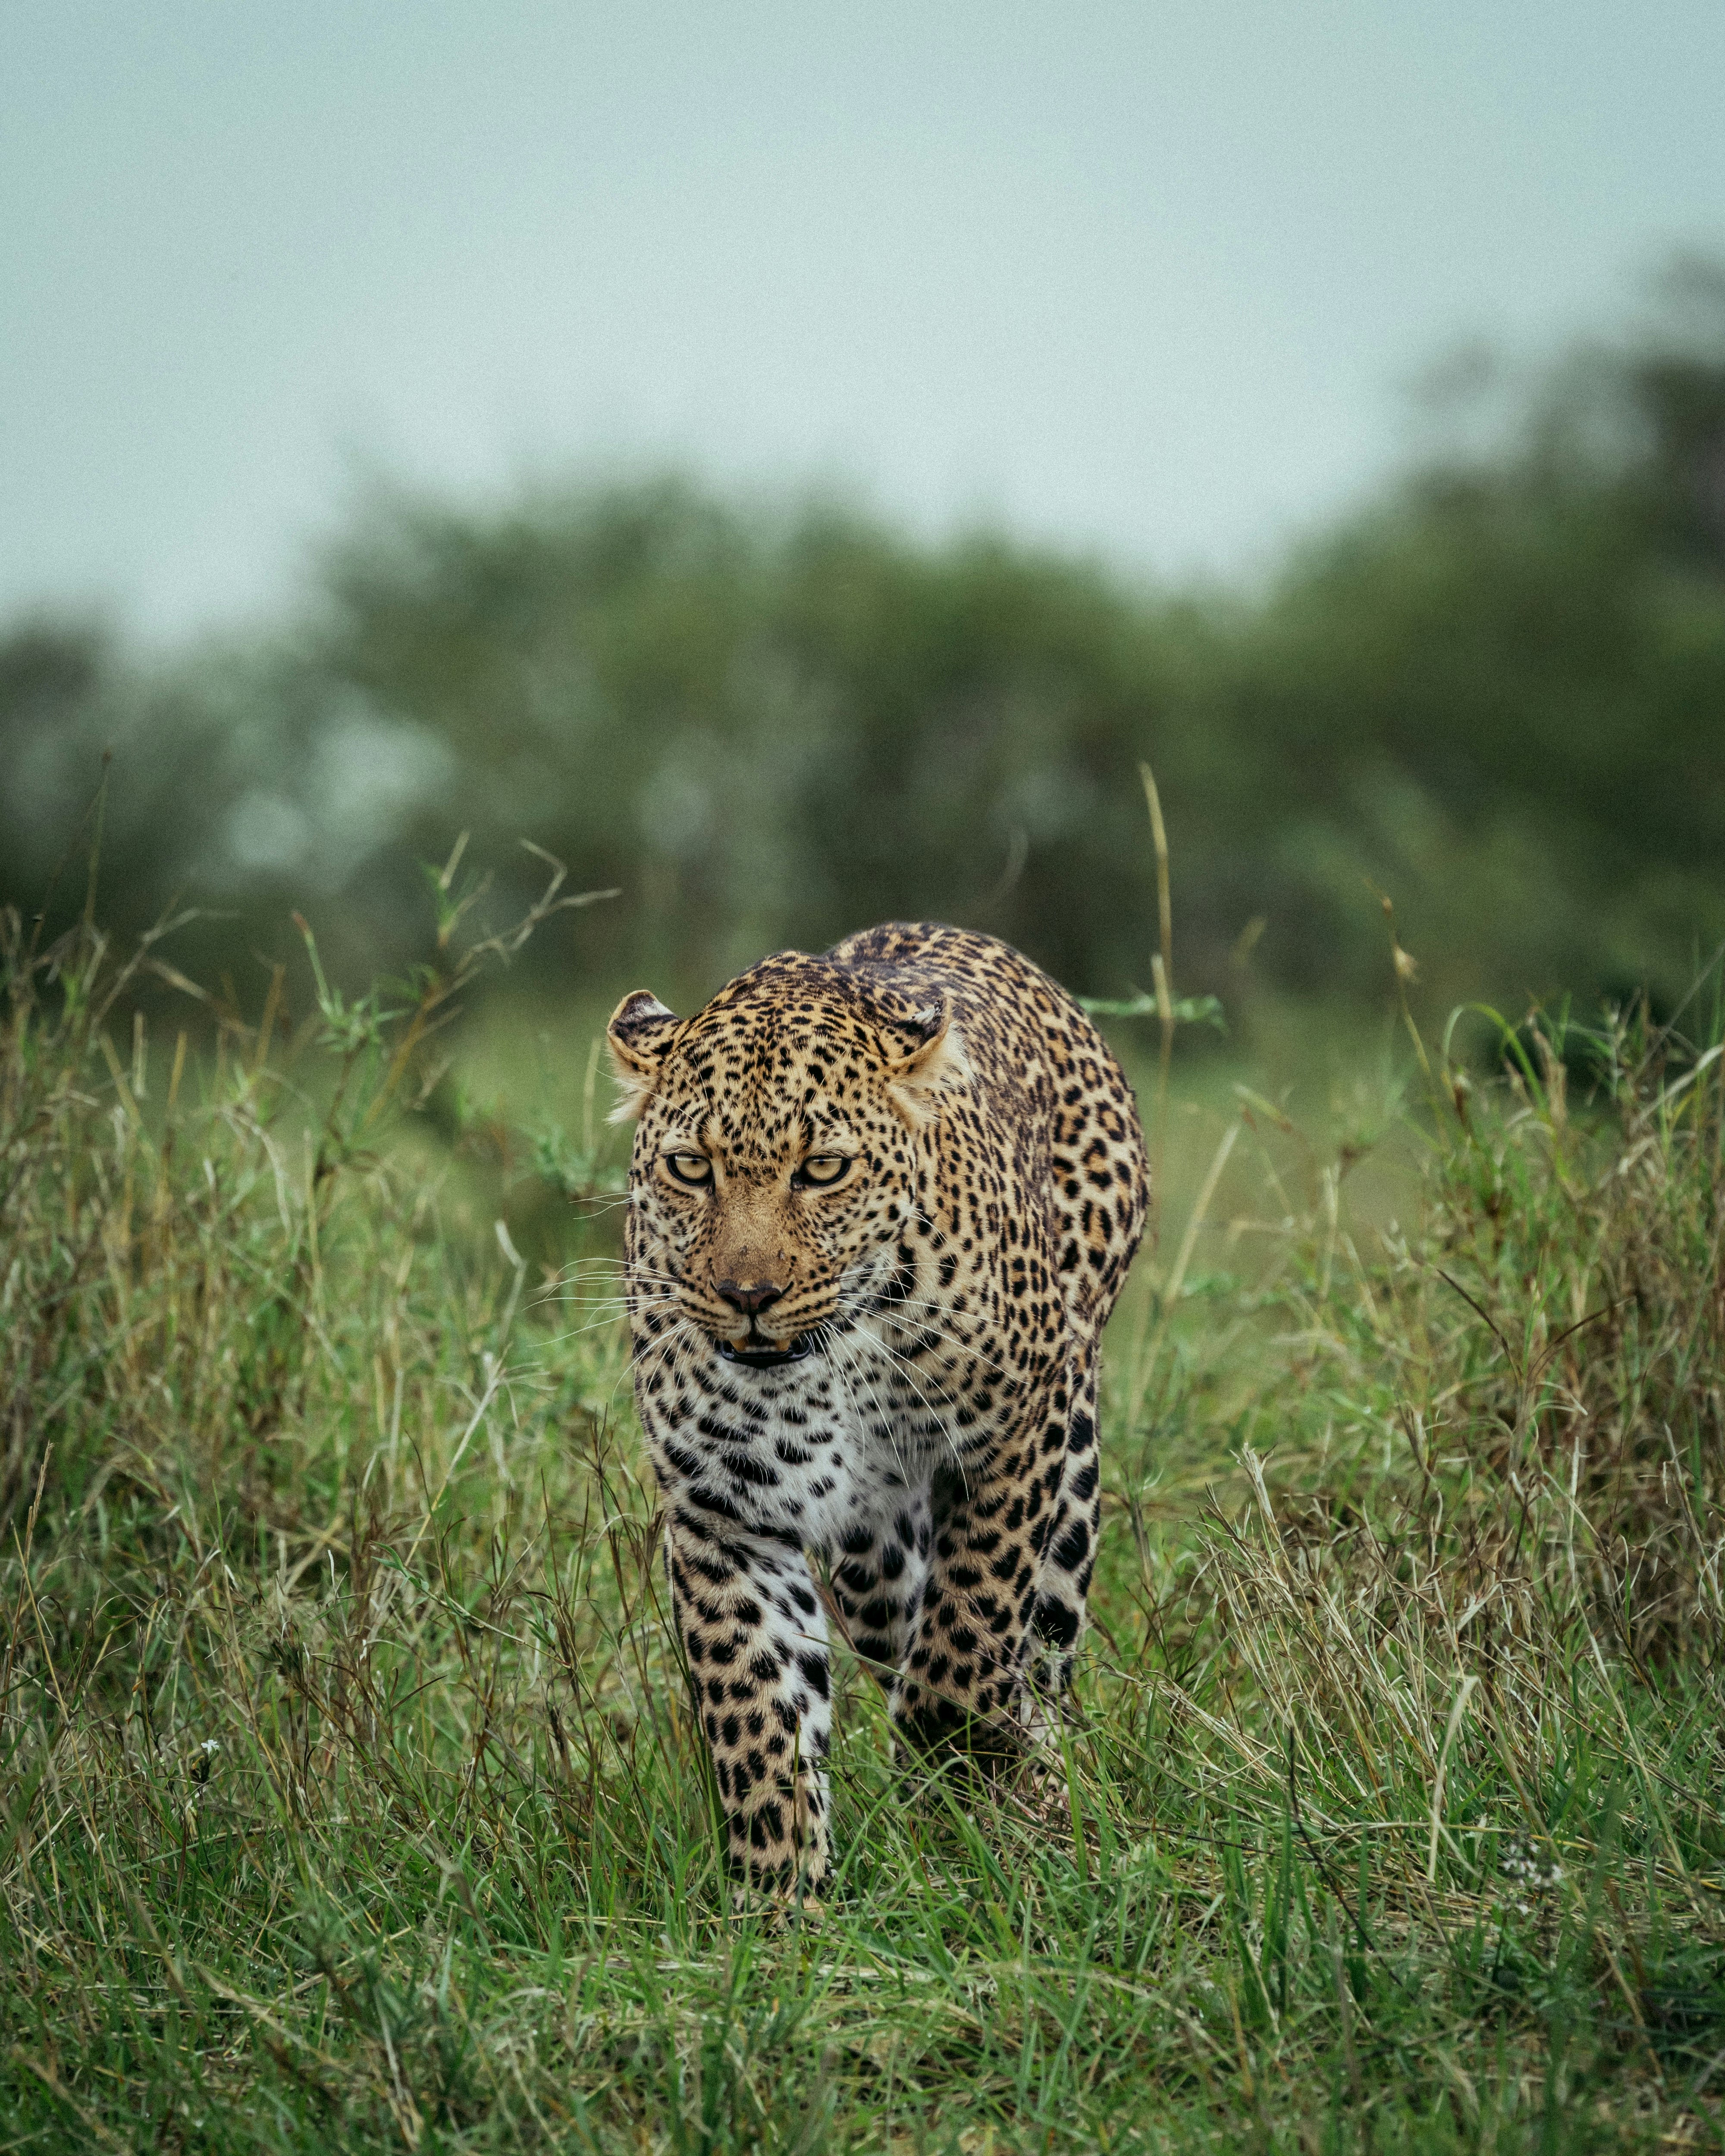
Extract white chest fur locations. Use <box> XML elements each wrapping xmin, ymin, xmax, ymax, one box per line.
<box><xmin>645</xmin><ymin>1321</ymin><xmax>964</xmax><ymax>1554</ymax></box>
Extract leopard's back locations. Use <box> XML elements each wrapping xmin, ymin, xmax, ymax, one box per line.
<box><xmin>824</xmin><ymin>921</ymin><xmax>1149</xmax><ymax>1341</ymax></box>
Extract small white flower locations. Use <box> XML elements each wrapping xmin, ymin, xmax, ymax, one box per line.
<box><xmin>1499</xmin><ymin>1836</ymin><xmax>1561</xmax><ymax>1891</ymax></box>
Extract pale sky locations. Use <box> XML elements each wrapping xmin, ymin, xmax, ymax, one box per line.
<box><xmin>4</xmin><ymin>0</ymin><xmax>1722</xmax><ymax>641</ymax></box>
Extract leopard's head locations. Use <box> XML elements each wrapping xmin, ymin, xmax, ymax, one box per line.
<box><xmin>606</xmin><ymin>953</ymin><xmax>969</xmax><ymax>1369</ymax></box>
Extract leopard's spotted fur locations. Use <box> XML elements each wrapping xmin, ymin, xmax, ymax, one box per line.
<box><xmin>607</xmin><ymin>923</ymin><xmax>1148</xmax><ymax>1898</ymax></box>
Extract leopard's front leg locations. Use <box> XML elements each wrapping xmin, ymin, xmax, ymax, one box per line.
<box><xmin>888</xmin><ymin>1418</ymin><xmax>1067</xmax><ymax>1761</ymax></box>
<box><xmin>827</xmin><ymin>1489</ymin><xmax>932</xmax><ymax>1682</ymax></box>
<box><xmin>663</xmin><ymin>1504</ymin><xmax>833</xmax><ymax>1901</ymax></box>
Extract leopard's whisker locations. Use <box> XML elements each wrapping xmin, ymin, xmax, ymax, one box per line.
<box><xmin>859</xmin><ymin>1292</ymin><xmax>1021</xmax><ymax>1387</ymax></box>
<box><xmin>826</xmin><ymin>1322</ymin><xmax>916</xmax><ymax>1489</ymax></box>
<box><xmin>847</xmin><ymin>1326</ymin><xmax>970</xmax><ymax>1489</ymax></box>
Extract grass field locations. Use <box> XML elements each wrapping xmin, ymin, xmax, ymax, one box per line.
<box><xmin>3</xmin><ymin>881</ymin><xmax>1724</xmax><ymax>2153</ymax></box>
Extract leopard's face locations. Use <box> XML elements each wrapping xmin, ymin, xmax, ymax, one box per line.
<box><xmin>607</xmin><ymin>957</ymin><xmax>969</xmax><ymax>1368</ymax></box>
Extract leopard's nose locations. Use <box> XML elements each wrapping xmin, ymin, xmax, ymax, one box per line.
<box><xmin>715</xmin><ymin>1279</ymin><xmax>785</xmax><ymax>1318</ymax></box>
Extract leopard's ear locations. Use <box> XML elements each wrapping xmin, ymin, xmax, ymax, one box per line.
<box><xmin>882</xmin><ymin>1000</ymin><xmax>972</xmax><ymax>1131</ymax></box>
<box><xmin>606</xmin><ymin>991</ymin><xmax>680</xmax><ymax>1122</ymax></box>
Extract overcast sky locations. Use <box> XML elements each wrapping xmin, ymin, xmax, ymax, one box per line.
<box><xmin>4</xmin><ymin>0</ymin><xmax>1722</xmax><ymax>641</ymax></box>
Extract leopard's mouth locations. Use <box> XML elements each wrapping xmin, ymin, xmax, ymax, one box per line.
<box><xmin>715</xmin><ymin>1333</ymin><xmax>817</xmax><ymax>1371</ymax></box>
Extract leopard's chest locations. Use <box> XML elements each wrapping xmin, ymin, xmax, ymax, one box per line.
<box><xmin>644</xmin><ymin>1320</ymin><xmax>1003</xmax><ymax>1551</ymax></box>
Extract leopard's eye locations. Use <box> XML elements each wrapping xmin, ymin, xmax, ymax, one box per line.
<box><xmin>663</xmin><ymin>1152</ymin><xmax>713</xmax><ymax>1188</ymax></box>
<box><xmin>797</xmin><ymin>1153</ymin><xmax>853</xmax><ymax>1188</ymax></box>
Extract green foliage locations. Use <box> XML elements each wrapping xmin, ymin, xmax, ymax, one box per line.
<box><xmin>3</xmin><ymin>268</ymin><xmax>1723</xmax><ymax>1023</ymax></box>
<box><xmin>3</xmin><ymin>898</ymin><xmax>1722</xmax><ymax>2150</ymax></box>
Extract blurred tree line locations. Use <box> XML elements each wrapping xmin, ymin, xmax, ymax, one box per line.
<box><xmin>4</xmin><ymin>264</ymin><xmax>1723</xmax><ymax>1028</ymax></box>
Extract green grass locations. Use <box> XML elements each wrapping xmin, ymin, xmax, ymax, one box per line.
<box><xmin>3</xmin><ymin>886</ymin><xmax>1724</xmax><ymax>2153</ymax></box>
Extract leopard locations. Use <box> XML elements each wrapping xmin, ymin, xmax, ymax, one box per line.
<box><xmin>606</xmin><ymin>921</ymin><xmax>1149</xmax><ymax>1902</ymax></box>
